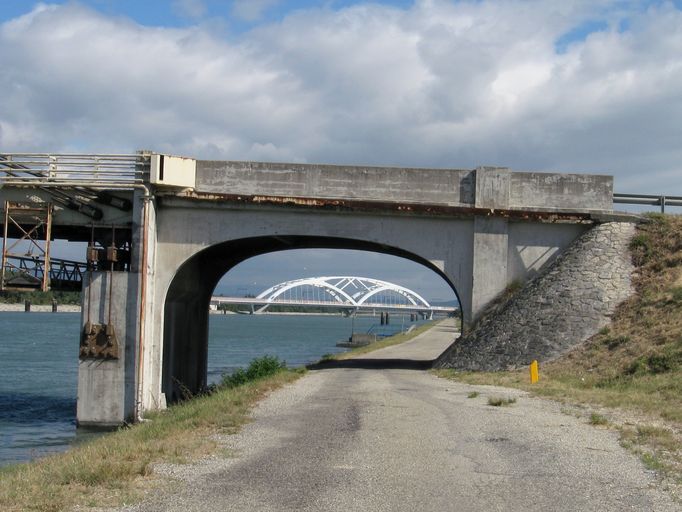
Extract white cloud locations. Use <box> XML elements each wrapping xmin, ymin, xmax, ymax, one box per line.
<box><xmin>1</xmin><ymin>1</ymin><xmax>681</xmax><ymax>194</ymax></box>
<box><xmin>231</xmin><ymin>0</ymin><xmax>279</xmax><ymax>22</ymax></box>
<box><xmin>172</xmin><ymin>0</ymin><xmax>207</xmax><ymax>20</ymax></box>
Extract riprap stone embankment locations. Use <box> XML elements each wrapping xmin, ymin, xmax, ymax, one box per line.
<box><xmin>435</xmin><ymin>221</ymin><xmax>636</xmax><ymax>370</ymax></box>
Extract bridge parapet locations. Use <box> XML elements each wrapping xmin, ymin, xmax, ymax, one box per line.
<box><xmin>192</xmin><ymin>160</ymin><xmax>613</xmax><ymax>214</ymax></box>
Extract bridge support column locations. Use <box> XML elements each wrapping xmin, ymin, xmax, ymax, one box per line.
<box><xmin>77</xmin><ymin>188</ymin><xmax>152</xmax><ymax>427</ymax></box>
<box><xmin>471</xmin><ymin>216</ymin><xmax>508</xmax><ymax>319</ymax></box>
<box><xmin>77</xmin><ymin>271</ymin><xmax>141</xmax><ymax>427</ymax></box>
<box><xmin>468</xmin><ymin>167</ymin><xmax>511</xmax><ymax>323</ymax></box>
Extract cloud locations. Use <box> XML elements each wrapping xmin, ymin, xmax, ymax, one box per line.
<box><xmin>172</xmin><ymin>0</ymin><xmax>207</xmax><ymax>20</ymax></box>
<box><xmin>231</xmin><ymin>0</ymin><xmax>279</xmax><ymax>22</ymax></box>
<box><xmin>0</xmin><ymin>0</ymin><xmax>681</xmax><ymax>195</ymax></box>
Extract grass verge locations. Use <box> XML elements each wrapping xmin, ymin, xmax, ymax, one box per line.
<box><xmin>321</xmin><ymin>320</ymin><xmax>444</xmax><ymax>361</ymax></box>
<box><xmin>0</xmin><ymin>359</ymin><xmax>304</xmax><ymax>512</ymax></box>
<box><xmin>435</xmin><ymin>214</ymin><xmax>682</xmax><ymax>492</ymax></box>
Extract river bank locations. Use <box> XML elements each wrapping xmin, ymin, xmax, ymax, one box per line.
<box><xmin>0</xmin><ymin>318</ymin><xmax>435</xmax><ymax>511</ymax></box>
<box><xmin>0</xmin><ymin>303</ymin><xmax>80</xmax><ymax>313</ymax></box>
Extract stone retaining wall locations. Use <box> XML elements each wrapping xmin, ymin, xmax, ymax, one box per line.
<box><xmin>435</xmin><ymin>221</ymin><xmax>636</xmax><ymax>371</ymax></box>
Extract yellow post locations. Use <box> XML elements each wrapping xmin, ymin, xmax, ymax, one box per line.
<box><xmin>530</xmin><ymin>360</ymin><xmax>539</xmax><ymax>384</ymax></box>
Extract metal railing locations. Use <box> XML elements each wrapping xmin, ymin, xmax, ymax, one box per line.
<box><xmin>614</xmin><ymin>193</ymin><xmax>682</xmax><ymax>213</ymax></box>
<box><xmin>2</xmin><ymin>255</ymin><xmax>86</xmax><ymax>290</ymax></box>
<box><xmin>0</xmin><ymin>153</ymin><xmax>147</xmax><ymax>189</ymax></box>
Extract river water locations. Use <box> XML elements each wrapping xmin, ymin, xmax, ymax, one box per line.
<box><xmin>0</xmin><ymin>311</ymin><xmax>414</xmax><ymax>467</ymax></box>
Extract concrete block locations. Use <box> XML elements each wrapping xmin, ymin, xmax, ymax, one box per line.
<box><xmin>474</xmin><ymin>167</ymin><xmax>510</xmax><ymax>209</ymax></box>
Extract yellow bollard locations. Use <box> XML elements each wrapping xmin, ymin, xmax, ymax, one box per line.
<box><xmin>530</xmin><ymin>360</ymin><xmax>539</xmax><ymax>384</ymax></box>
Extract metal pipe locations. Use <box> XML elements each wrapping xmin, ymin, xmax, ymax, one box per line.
<box><xmin>1</xmin><ymin>201</ymin><xmax>8</xmax><ymax>291</ymax></box>
<box><xmin>135</xmin><ymin>191</ymin><xmax>151</xmax><ymax>421</ymax></box>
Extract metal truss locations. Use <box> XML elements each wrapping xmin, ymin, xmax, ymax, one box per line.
<box><xmin>255</xmin><ymin>276</ymin><xmax>432</xmax><ymax>311</ymax></box>
<box><xmin>1</xmin><ymin>201</ymin><xmax>53</xmax><ymax>291</ymax></box>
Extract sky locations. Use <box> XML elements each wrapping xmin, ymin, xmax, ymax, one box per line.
<box><xmin>1</xmin><ymin>0</ymin><xmax>681</xmax><ymax>301</ymax></box>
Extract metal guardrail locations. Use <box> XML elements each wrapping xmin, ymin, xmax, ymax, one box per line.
<box><xmin>614</xmin><ymin>193</ymin><xmax>682</xmax><ymax>213</ymax></box>
<box><xmin>0</xmin><ymin>153</ymin><xmax>147</xmax><ymax>189</ymax></box>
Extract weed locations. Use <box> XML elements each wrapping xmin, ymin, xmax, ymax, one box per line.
<box><xmin>630</xmin><ymin>233</ymin><xmax>652</xmax><ymax>266</ymax></box>
<box><xmin>641</xmin><ymin>452</ymin><xmax>667</xmax><ymax>472</ymax></box>
<box><xmin>602</xmin><ymin>335</ymin><xmax>629</xmax><ymax>350</ymax></box>
<box><xmin>467</xmin><ymin>391</ymin><xmax>479</xmax><ymax>399</ymax></box>
<box><xmin>487</xmin><ymin>396</ymin><xmax>516</xmax><ymax>407</ymax></box>
<box><xmin>589</xmin><ymin>413</ymin><xmax>608</xmax><ymax>426</ymax></box>
<box><xmin>627</xmin><ymin>350</ymin><xmax>682</xmax><ymax>375</ymax></box>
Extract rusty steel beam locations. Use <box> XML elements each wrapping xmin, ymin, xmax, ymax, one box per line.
<box><xmin>162</xmin><ymin>190</ymin><xmax>599</xmax><ymax>224</ymax></box>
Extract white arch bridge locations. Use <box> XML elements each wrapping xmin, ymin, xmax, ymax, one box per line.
<box><xmin>211</xmin><ymin>276</ymin><xmax>458</xmax><ymax>315</ymax></box>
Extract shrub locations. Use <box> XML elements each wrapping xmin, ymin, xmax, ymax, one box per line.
<box><xmin>626</xmin><ymin>350</ymin><xmax>682</xmax><ymax>375</ymax></box>
<box><xmin>220</xmin><ymin>355</ymin><xmax>287</xmax><ymax>388</ymax></box>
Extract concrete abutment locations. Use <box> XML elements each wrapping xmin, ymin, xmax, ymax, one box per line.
<box><xmin>435</xmin><ymin>221</ymin><xmax>637</xmax><ymax>370</ymax></box>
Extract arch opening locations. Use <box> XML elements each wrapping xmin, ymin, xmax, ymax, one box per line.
<box><xmin>162</xmin><ymin>236</ymin><xmax>462</xmax><ymax>404</ymax></box>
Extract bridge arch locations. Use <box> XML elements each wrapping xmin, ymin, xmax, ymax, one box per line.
<box><xmin>161</xmin><ymin>235</ymin><xmax>462</xmax><ymax>403</ymax></box>
<box><xmin>249</xmin><ymin>276</ymin><xmax>434</xmax><ymax>312</ymax></box>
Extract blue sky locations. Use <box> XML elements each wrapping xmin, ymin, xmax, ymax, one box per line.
<box><xmin>1</xmin><ymin>0</ymin><xmax>682</xmax><ymax>301</ymax></box>
<box><xmin>0</xmin><ymin>1</ymin><xmax>414</xmax><ymax>29</ymax></box>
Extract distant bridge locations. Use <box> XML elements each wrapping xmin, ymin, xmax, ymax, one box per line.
<box><xmin>211</xmin><ymin>276</ymin><xmax>457</xmax><ymax>315</ymax></box>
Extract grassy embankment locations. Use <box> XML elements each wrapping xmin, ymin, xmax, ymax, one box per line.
<box><xmin>435</xmin><ymin>214</ymin><xmax>682</xmax><ymax>488</ymax></box>
<box><xmin>321</xmin><ymin>319</ymin><xmax>446</xmax><ymax>360</ymax></box>
<box><xmin>0</xmin><ymin>357</ymin><xmax>303</xmax><ymax>512</ymax></box>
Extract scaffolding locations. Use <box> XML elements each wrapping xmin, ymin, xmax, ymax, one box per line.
<box><xmin>1</xmin><ymin>201</ymin><xmax>53</xmax><ymax>292</ymax></box>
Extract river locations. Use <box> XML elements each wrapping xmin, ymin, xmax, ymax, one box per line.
<box><xmin>0</xmin><ymin>311</ymin><xmax>414</xmax><ymax>466</ymax></box>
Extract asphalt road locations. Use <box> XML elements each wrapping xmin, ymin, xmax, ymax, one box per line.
<box><xmin>125</xmin><ymin>321</ymin><xmax>679</xmax><ymax>511</ymax></box>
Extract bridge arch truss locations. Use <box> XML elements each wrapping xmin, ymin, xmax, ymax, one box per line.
<box><xmin>254</xmin><ymin>276</ymin><xmax>432</xmax><ymax>312</ymax></box>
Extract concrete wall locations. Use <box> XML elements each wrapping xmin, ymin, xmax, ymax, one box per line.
<box><xmin>196</xmin><ymin>161</ymin><xmax>475</xmax><ymax>206</ymax></box>
<box><xmin>509</xmin><ymin>172</ymin><xmax>613</xmax><ymax>211</ymax></box>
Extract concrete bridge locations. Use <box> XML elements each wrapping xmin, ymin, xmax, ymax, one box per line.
<box><xmin>0</xmin><ymin>153</ymin><xmax>627</xmax><ymax>426</ymax></box>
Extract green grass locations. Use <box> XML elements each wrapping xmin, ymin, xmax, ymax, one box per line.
<box><xmin>0</xmin><ymin>358</ymin><xmax>304</xmax><ymax>512</ymax></box>
<box><xmin>221</xmin><ymin>355</ymin><xmax>287</xmax><ymax>388</ymax></box>
<box><xmin>589</xmin><ymin>413</ymin><xmax>609</xmax><ymax>426</ymax></box>
<box><xmin>467</xmin><ymin>391</ymin><xmax>479</xmax><ymax>399</ymax></box>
